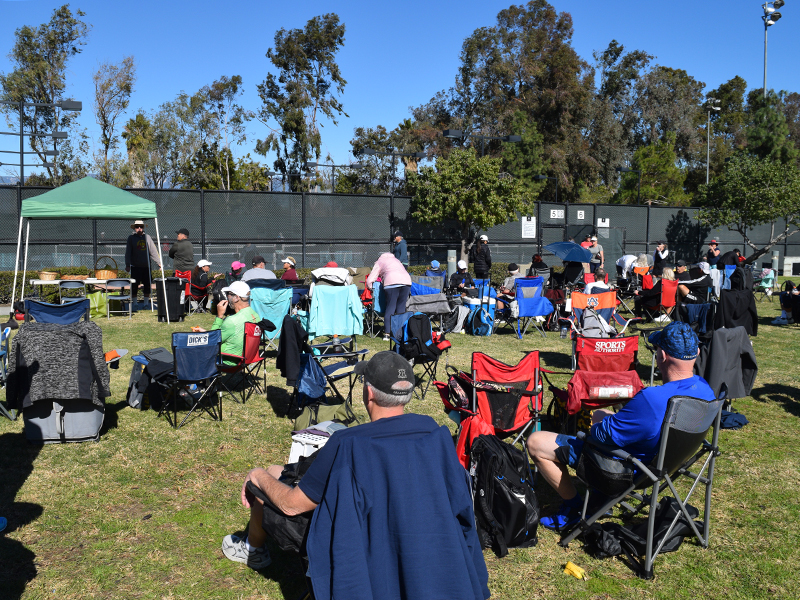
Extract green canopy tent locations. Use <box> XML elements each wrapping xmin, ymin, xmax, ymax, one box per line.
<box><xmin>11</xmin><ymin>177</ymin><xmax>170</xmax><ymax>322</ymax></box>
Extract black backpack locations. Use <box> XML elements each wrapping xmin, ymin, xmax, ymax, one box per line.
<box><xmin>400</xmin><ymin>313</ymin><xmax>442</xmax><ymax>362</ymax></box>
<box><xmin>469</xmin><ymin>434</ymin><xmax>539</xmax><ymax>557</ymax></box>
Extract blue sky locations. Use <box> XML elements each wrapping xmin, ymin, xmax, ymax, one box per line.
<box><xmin>1</xmin><ymin>0</ymin><xmax>797</xmax><ymax>178</ymax></box>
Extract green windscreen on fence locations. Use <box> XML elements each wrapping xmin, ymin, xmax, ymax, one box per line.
<box><xmin>20</xmin><ymin>177</ymin><xmax>157</xmax><ymax>220</ymax></box>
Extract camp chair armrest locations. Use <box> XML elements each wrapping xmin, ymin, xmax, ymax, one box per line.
<box><xmin>578</xmin><ymin>432</ymin><xmax>655</xmax><ymax>478</ymax></box>
<box><xmin>315</xmin><ymin>349</ymin><xmax>368</xmax><ymax>360</ymax></box>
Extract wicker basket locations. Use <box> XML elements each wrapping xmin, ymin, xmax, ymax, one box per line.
<box><xmin>38</xmin><ymin>271</ymin><xmax>59</xmax><ymax>281</ymax></box>
<box><xmin>94</xmin><ymin>256</ymin><xmax>119</xmax><ymax>280</ymax></box>
<box><xmin>62</xmin><ymin>275</ymin><xmax>89</xmax><ymax>280</ymax></box>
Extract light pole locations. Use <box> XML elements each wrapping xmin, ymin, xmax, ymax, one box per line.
<box><xmin>761</xmin><ymin>0</ymin><xmax>786</xmax><ymax>99</ymax></box>
<box><xmin>304</xmin><ymin>161</ymin><xmax>365</xmax><ymax>193</ymax></box>
<box><xmin>615</xmin><ymin>166</ymin><xmax>641</xmax><ymax>205</ymax></box>
<box><xmin>442</xmin><ymin>129</ymin><xmax>522</xmax><ymax>157</ymax></box>
<box><xmin>706</xmin><ymin>98</ymin><xmax>721</xmax><ymax>184</ymax></box>
<box><xmin>534</xmin><ymin>174</ymin><xmax>560</xmax><ymax>205</ymax></box>
<box><xmin>0</xmin><ymin>99</ymin><xmax>81</xmax><ymax>185</ymax></box>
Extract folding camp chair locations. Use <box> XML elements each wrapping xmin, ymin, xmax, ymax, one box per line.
<box><xmin>185</xmin><ymin>279</ymin><xmax>211</xmax><ymax>315</ymax></box>
<box><xmin>157</xmin><ymin>330</ymin><xmax>223</xmax><ymax>429</ymax></box>
<box><xmin>249</xmin><ymin>285</ymin><xmax>291</xmax><ymax>352</ymax></box>
<box><xmin>642</xmin><ymin>279</ymin><xmax>678</xmax><ymax>323</ymax></box>
<box><xmin>305</xmin><ymin>284</ymin><xmax>364</xmax><ymax>353</ymax></box>
<box><xmin>389</xmin><ymin>312</ymin><xmax>450</xmax><ymax>400</ymax></box>
<box><xmin>24</xmin><ymin>299</ymin><xmax>90</xmax><ymax>324</ymax></box>
<box><xmin>106</xmin><ymin>278</ymin><xmax>133</xmax><ymax>319</ymax></box>
<box><xmin>513</xmin><ymin>277</ymin><xmax>553</xmax><ymax>338</ymax></box>
<box><xmin>362</xmin><ymin>281</ymin><xmax>385</xmax><ymax>338</ymax></box>
<box><xmin>562</xmin><ymin>291</ymin><xmax>641</xmax><ymax>370</ymax></box>
<box><xmin>753</xmin><ymin>268</ymin><xmax>776</xmax><ymax>302</ymax></box>
<box><xmin>218</xmin><ymin>321</ymin><xmax>267</xmax><ymax>403</ymax></box>
<box><xmin>437</xmin><ymin>352</ymin><xmax>544</xmax><ymax>467</ymax></box>
<box><xmin>288</xmin><ymin>345</ymin><xmax>369</xmax><ymax>416</ymax></box>
<box><xmin>559</xmin><ymin>390</ymin><xmax>726</xmax><ymax>580</ymax></box>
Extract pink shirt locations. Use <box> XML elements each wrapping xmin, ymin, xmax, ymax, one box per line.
<box><xmin>367</xmin><ymin>253</ymin><xmax>411</xmax><ymax>288</ymax></box>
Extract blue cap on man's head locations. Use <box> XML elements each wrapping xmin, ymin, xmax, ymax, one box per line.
<box><xmin>431</xmin><ymin>260</ymin><xmax>440</xmax><ymax>269</ymax></box>
<box><xmin>648</xmin><ymin>322</ymin><xmax>699</xmax><ymax>360</ymax></box>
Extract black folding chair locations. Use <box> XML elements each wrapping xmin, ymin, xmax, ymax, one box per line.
<box><xmin>559</xmin><ymin>389</ymin><xmax>726</xmax><ymax>580</ymax></box>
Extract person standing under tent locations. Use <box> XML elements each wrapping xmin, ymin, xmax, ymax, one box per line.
<box><xmin>125</xmin><ymin>219</ymin><xmax>161</xmax><ymax>303</ymax></box>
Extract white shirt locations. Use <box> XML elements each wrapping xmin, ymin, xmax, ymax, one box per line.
<box><xmin>242</xmin><ymin>267</ymin><xmax>276</xmax><ymax>281</ymax></box>
<box><xmin>616</xmin><ymin>255</ymin><xmax>638</xmax><ymax>279</ymax></box>
<box><xmin>583</xmin><ymin>281</ymin><xmax>611</xmax><ymax>295</ymax></box>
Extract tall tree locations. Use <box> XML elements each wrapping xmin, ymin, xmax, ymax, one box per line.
<box><xmin>201</xmin><ymin>75</ymin><xmax>252</xmax><ymax>190</ymax></box>
<box><xmin>589</xmin><ymin>40</ymin><xmax>653</xmax><ymax>185</ymax></box>
<box><xmin>0</xmin><ymin>5</ymin><xmax>91</xmax><ymax>184</ymax></box>
<box><xmin>93</xmin><ymin>56</ymin><xmax>136</xmax><ymax>183</ymax></box>
<box><xmin>633</xmin><ymin>66</ymin><xmax>705</xmax><ymax>164</ymax></box>
<box><xmin>501</xmin><ymin>110</ymin><xmax>545</xmax><ymax>200</ymax></box>
<box><xmin>616</xmin><ymin>132</ymin><xmax>689</xmax><ymax>206</ymax></box>
<box><xmin>407</xmin><ymin>147</ymin><xmax>527</xmax><ymax>260</ymax></box>
<box><xmin>412</xmin><ymin>0</ymin><xmax>597</xmax><ymax>201</ymax></box>
<box><xmin>746</xmin><ymin>90</ymin><xmax>798</xmax><ymax>165</ymax></box>
<box><xmin>699</xmin><ymin>154</ymin><xmax>800</xmax><ymax>263</ymax></box>
<box><xmin>784</xmin><ymin>91</ymin><xmax>800</xmax><ymax>168</ymax></box>
<box><xmin>256</xmin><ymin>14</ymin><xmax>347</xmax><ymax>190</ymax></box>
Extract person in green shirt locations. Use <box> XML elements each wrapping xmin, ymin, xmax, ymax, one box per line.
<box><xmin>195</xmin><ymin>280</ymin><xmax>259</xmax><ymax>364</ymax></box>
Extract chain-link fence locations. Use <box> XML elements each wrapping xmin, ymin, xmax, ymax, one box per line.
<box><xmin>2</xmin><ymin>185</ymin><xmax>799</xmax><ymax>274</ymax></box>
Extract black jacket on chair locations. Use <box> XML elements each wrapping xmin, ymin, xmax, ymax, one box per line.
<box><xmin>695</xmin><ymin>326</ymin><xmax>757</xmax><ymax>399</ymax></box>
<box><xmin>715</xmin><ymin>289</ymin><xmax>758</xmax><ymax>336</ymax></box>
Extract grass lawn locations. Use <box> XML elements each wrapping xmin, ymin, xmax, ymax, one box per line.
<box><xmin>1</xmin><ymin>285</ymin><xmax>798</xmax><ymax>600</ymax></box>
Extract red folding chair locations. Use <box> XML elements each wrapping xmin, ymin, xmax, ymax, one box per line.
<box><xmin>574</xmin><ymin>335</ymin><xmax>639</xmax><ymax>372</ymax></box>
<box><xmin>642</xmin><ymin>279</ymin><xmax>678</xmax><ymax>322</ymax></box>
<box><xmin>436</xmin><ymin>352</ymin><xmax>544</xmax><ymax>468</ymax></box>
<box><xmin>219</xmin><ymin>321</ymin><xmax>266</xmax><ymax>403</ymax></box>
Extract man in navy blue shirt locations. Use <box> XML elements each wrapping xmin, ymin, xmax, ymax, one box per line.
<box><xmin>221</xmin><ymin>352</ymin><xmax>490</xmax><ymax>599</ymax></box>
<box><xmin>527</xmin><ymin>321</ymin><xmax>715</xmax><ymax>531</ymax></box>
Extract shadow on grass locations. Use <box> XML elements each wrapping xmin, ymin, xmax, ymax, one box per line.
<box><xmin>100</xmin><ymin>399</ymin><xmax>128</xmax><ymax>435</ymax></box>
<box><xmin>266</xmin><ymin>385</ymin><xmax>294</xmax><ymax>419</ymax></box>
<box><xmin>0</xmin><ymin>431</ymin><xmax>42</xmax><ymax>599</ymax></box>
<box><xmin>538</xmin><ymin>351</ymin><xmax>572</xmax><ymax>371</ymax></box>
<box><xmin>751</xmin><ymin>383</ymin><xmax>800</xmax><ymax>418</ymax></box>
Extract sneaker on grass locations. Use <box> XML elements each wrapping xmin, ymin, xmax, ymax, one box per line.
<box><xmin>771</xmin><ymin>316</ymin><xmax>788</xmax><ymax>326</ymax></box>
<box><xmin>222</xmin><ymin>534</ymin><xmax>272</xmax><ymax>569</ymax></box>
<box><xmin>540</xmin><ymin>495</ymin><xmax>582</xmax><ymax>531</ymax></box>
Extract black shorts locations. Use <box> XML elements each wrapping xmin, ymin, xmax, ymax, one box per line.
<box><xmin>246</xmin><ymin>481</ymin><xmax>311</xmax><ymax>554</ymax></box>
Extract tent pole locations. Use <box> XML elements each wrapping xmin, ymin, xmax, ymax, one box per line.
<box><xmin>10</xmin><ymin>217</ymin><xmax>24</xmax><ymax>311</ymax></box>
<box><xmin>154</xmin><ymin>218</ymin><xmax>169</xmax><ymax>324</ymax></box>
<box><xmin>21</xmin><ymin>221</ymin><xmax>30</xmax><ymax>303</ymax></box>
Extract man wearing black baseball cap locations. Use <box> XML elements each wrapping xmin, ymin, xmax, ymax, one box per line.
<box><xmin>241</xmin><ymin>255</ymin><xmax>276</xmax><ymax>281</ymax></box>
<box><xmin>527</xmin><ymin>322</ymin><xmax>715</xmax><ymax>531</ymax></box>
<box><xmin>222</xmin><ymin>351</ymin><xmax>489</xmax><ymax>598</ymax></box>
<box><xmin>168</xmin><ymin>228</ymin><xmax>195</xmax><ymax>274</ymax></box>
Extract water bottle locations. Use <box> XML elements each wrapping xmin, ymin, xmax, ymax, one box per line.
<box><xmin>560</xmin><ymin>326</ymin><xmax>568</xmax><ymax>339</ymax></box>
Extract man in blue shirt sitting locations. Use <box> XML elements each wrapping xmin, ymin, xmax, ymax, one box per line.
<box><xmin>527</xmin><ymin>321</ymin><xmax>715</xmax><ymax>530</ymax></box>
<box><xmin>222</xmin><ymin>351</ymin><xmax>489</xmax><ymax>599</ymax></box>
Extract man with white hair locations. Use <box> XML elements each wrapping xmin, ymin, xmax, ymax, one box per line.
<box><xmin>194</xmin><ymin>280</ymin><xmax>259</xmax><ymax>362</ymax></box>
<box><xmin>222</xmin><ymin>351</ymin><xmax>490</xmax><ymax>600</ymax></box>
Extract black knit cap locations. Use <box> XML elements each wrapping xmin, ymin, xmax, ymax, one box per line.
<box><xmin>354</xmin><ymin>351</ymin><xmax>415</xmax><ymax>396</ymax></box>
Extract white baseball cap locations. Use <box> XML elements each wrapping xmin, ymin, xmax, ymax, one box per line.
<box><xmin>479</xmin><ymin>234</ymin><xmax>488</xmax><ymax>241</ymax></box>
<box><xmin>457</xmin><ymin>260</ymin><xmax>467</xmax><ymax>269</ymax></box>
<box><xmin>197</xmin><ymin>259</ymin><xmax>212</xmax><ymax>268</ymax></box>
<box><xmin>221</xmin><ymin>280</ymin><xmax>250</xmax><ymax>298</ymax></box>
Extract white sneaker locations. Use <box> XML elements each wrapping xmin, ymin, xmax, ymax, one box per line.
<box><xmin>772</xmin><ymin>317</ymin><xmax>788</xmax><ymax>325</ymax></box>
<box><xmin>654</xmin><ymin>314</ymin><xmax>671</xmax><ymax>323</ymax></box>
<box><xmin>222</xmin><ymin>534</ymin><xmax>272</xmax><ymax>569</ymax></box>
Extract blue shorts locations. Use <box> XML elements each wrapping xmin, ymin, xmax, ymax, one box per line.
<box><xmin>554</xmin><ymin>434</ymin><xmax>584</xmax><ymax>467</ymax></box>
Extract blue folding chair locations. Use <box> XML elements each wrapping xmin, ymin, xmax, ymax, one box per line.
<box><xmin>158</xmin><ymin>330</ymin><xmax>223</xmax><ymax>428</ymax></box>
<box><xmin>24</xmin><ymin>299</ymin><xmax>90</xmax><ymax>324</ymax></box>
<box><xmin>513</xmin><ymin>277</ymin><xmax>554</xmax><ymax>339</ymax></box>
